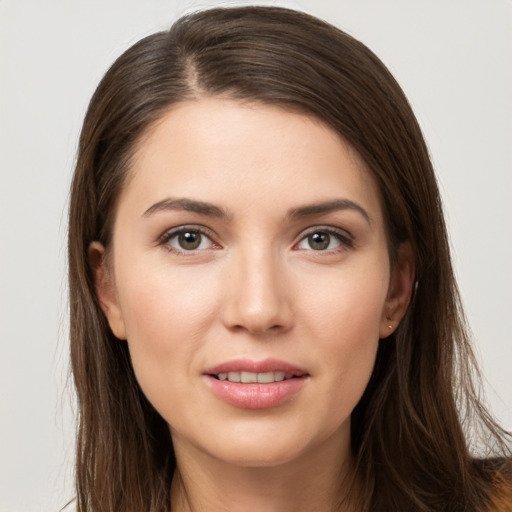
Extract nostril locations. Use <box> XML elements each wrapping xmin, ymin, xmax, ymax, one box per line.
<box><xmin>221</xmin><ymin>280</ymin><xmax>294</xmax><ymax>334</ymax></box>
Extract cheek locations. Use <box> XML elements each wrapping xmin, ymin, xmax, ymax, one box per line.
<box><xmin>301</xmin><ymin>265</ymin><xmax>388</xmax><ymax>408</ymax></box>
<box><xmin>115</xmin><ymin>264</ymin><xmax>220</xmax><ymax>395</ymax></box>
<box><xmin>304</xmin><ymin>262</ymin><xmax>389</xmax><ymax>345</ymax></box>
<box><xmin>120</xmin><ymin>262</ymin><xmax>219</xmax><ymax>339</ymax></box>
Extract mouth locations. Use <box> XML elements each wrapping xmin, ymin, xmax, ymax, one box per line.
<box><xmin>203</xmin><ymin>359</ymin><xmax>309</xmax><ymax>409</ymax></box>
<box><xmin>210</xmin><ymin>371</ymin><xmax>306</xmax><ymax>383</ymax></box>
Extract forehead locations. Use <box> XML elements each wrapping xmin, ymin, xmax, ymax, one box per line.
<box><xmin>119</xmin><ymin>97</ymin><xmax>383</xmax><ymax>224</ymax></box>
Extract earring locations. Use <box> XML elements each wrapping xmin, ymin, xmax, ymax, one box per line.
<box><xmin>386</xmin><ymin>315</ymin><xmax>393</xmax><ymax>330</ymax></box>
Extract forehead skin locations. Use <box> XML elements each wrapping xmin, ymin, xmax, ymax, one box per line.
<box><xmin>114</xmin><ymin>97</ymin><xmax>385</xmax><ymax>243</ymax></box>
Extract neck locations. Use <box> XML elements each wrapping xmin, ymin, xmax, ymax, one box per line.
<box><xmin>170</xmin><ymin>430</ymin><xmax>359</xmax><ymax>512</ymax></box>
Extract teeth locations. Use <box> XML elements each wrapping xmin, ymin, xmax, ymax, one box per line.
<box><xmin>228</xmin><ymin>372</ymin><xmax>241</xmax><ymax>383</ymax></box>
<box><xmin>274</xmin><ymin>371</ymin><xmax>286</xmax><ymax>382</ymax></box>
<box><xmin>216</xmin><ymin>371</ymin><xmax>297</xmax><ymax>383</ymax></box>
<box><xmin>241</xmin><ymin>371</ymin><xmax>257</xmax><ymax>383</ymax></box>
<box><xmin>257</xmin><ymin>371</ymin><xmax>274</xmax><ymax>383</ymax></box>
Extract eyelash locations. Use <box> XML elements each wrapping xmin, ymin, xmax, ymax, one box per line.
<box><xmin>158</xmin><ymin>225</ymin><xmax>219</xmax><ymax>255</ymax></box>
<box><xmin>294</xmin><ymin>226</ymin><xmax>354</xmax><ymax>253</ymax></box>
<box><xmin>157</xmin><ymin>225</ymin><xmax>354</xmax><ymax>255</ymax></box>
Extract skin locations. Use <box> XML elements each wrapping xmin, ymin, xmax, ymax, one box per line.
<box><xmin>91</xmin><ymin>98</ymin><xmax>414</xmax><ymax>512</ymax></box>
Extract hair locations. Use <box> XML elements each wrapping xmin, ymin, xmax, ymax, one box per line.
<box><xmin>68</xmin><ymin>6</ymin><xmax>511</xmax><ymax>512</ymax></box>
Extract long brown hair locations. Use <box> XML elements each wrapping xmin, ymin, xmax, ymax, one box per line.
<box><xmin>68</xmin><ymin>6</ymin><xmax>511</xmax><ymax>511</ymax></box>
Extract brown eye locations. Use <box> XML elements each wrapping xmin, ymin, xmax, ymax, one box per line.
<box><xmin>163</xmin><ymin>228</ymin><xmax>216</xmax><ymax>253</ymax></box>
<box><xmin>308</xmin><ymin>232</ymin><xmax>330</xmax><ymax>250</ymax></box>
<box><xmin>295</xmin><ymin>227</ymin><xmax>353</xmax><ymax>252</ymax></box>
<box><xmin>178</xmin><ymin>231</ymin><xmax>202</xmax><ymax>250</ymax></box>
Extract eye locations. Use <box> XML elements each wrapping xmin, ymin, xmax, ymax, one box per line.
<box><xmin>160</xmin><ymin>227</ymin><xmax>217</xmax><ymax>253</ymax></box>
<box><xmin>295</xmin><ymin>228</ymin><xmax>353</xmax><ymax>252</ymax></box>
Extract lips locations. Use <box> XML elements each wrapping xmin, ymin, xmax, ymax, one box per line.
<box><xmin>215</xmin><ymin>371</ymin><xmax>300</xmax><ymax>383</ymax></box>
<box><xmin>203</xmin><ymin>358</ymin><xmax>309</xmax><ymax>409</ymax></box>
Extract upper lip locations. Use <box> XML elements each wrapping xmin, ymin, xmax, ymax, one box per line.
<box><xmin>203</xmin><ymin>358</ymin><xmax>308</xmax><ymax>376</ymax></box>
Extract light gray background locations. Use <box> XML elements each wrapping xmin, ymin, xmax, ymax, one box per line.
<box><xmin>1</xmin><ymin>1</ymin><xmax>510</xmax><ymax>510</ymax></box>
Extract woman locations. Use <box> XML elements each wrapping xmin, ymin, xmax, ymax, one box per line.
<box><xmin>68</xmin><ymin>6</ymin><xmax>511</xmax><ymax>511</ymax></box>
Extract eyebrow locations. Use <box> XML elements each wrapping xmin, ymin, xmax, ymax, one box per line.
<box><xmin>287</xmin><ymin>199</ymin><xmax>372</xmax><ymax>226</ymax></box>
<box><xmin>143</xmin><ymin>197</ymin><xmax>372</xmax><ymax>225</ymax></box>
<box><xmin>143</xmin><ymin>198</ymin><xmax>230</xmax><ymax>219</ymax></box>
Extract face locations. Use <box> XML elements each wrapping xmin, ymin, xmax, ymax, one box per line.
<box><xmin>92</xmin><ymin>98</ymin><xmax>413</xmax><ymax>469</ymax></box>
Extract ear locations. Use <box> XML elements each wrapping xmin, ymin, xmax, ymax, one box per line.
<box><xmin>379</xmin><ymin>241</ymin><xmax>415</xmax><ymax>339</ymax></box>
<box><xmin>88</xmin><ymin>241</ymin><xmax>127</xmax><ymax>340</ymax></box>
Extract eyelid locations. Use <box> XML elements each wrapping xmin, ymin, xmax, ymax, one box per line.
<box><xmin>293</xmin><ymin>225</ymin><xmax>354</xmax><ymax>251</ymax></box>
<box><xmin>157</xmin><ymin>224</ymin><xmax>354</xmax><ymax>254</ymax></box>
<box><xmin>158</xmin><ymin>224</ymin><xmax>221</xmax><ymax>254</ymax></box>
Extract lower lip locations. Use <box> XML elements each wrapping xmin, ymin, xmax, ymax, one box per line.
<box><xmin>205</xmin><ymin>376</ymin><xmax>308</xmax><ymax>409</ymax></box>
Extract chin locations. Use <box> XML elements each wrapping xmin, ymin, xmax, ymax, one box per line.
<box><xmin>211</xmin><ymin>440</ymin><xmax>307</xmax><ymax>468</ymax></box>
<box><xmin>191</xmin><ymin>416</ymin><xmax>347</xmax><ymax>469</ymax></box>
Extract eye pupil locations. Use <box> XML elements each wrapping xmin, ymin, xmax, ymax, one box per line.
<box><xmin>179</xmin><ymin>231</ymin><xmax>201</xmax><ymax>250</ymax></box>
<box><xmin>308</xmin><ymin>232</ymin><xmax>330</xmax><ymax>250</ymax></box>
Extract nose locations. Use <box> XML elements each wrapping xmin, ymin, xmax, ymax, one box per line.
<box><xmin>221</xmin><ymin>246</ymin><xmax>293</xmax><ymax>335</ymax></box>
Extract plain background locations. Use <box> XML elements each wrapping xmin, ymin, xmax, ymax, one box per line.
<box><xmin>0</xmin><ymin>0</ymin><xmax>510</xmax><ymax>510</ymax></box>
